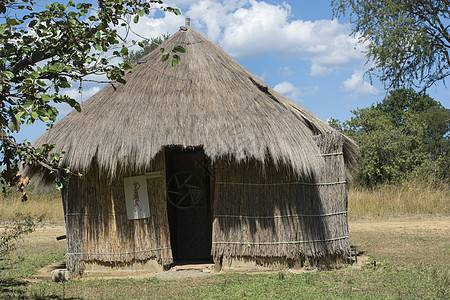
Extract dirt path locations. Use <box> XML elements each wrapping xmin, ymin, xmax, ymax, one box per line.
<box><xmin>349</xmin><ymin>216</ymin><xmax>450</xmax><ymax>232</ymax></box>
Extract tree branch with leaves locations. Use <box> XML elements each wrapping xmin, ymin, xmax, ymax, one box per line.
<box><xmin>332</xmin><ymin>0</ymin><xmax>450</xmax><ymax>91</ymax></box>
<box><xmin>0</xmin><ymin>0</ymin><xmax>183</xmax><ymax>192</ymax></box>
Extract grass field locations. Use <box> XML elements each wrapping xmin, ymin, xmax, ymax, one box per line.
<box><xmin>0</xmin><ymin>217</ymin><xmax>448</xmax><ymax>299</ymax></box>
<box><xmin>348</xmin><ymin>180</ymin><xmax>449</xmax><ymax>218</ymax></box>
<box><xmin>0</xmin><ymin>183</ymin><xmax>448</xmax><ymax>299</ymax></box>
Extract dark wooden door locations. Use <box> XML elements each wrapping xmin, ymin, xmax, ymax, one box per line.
<box><xmin>166</xmin><ymin>148</ymin><xmax>212</xmax><ymax>261</ymax></box>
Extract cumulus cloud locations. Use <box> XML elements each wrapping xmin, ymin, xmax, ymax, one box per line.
<box><xmin>128</xmin><ymin>9</ymin><xmax>185</xmax><ymax>41</ymax></box>
<box><xmin>214</xmin><ymin>1</ymin><xmax>364</xmax><ymax>76</ymax></box>
<box><xmin>124</xmin><ymin>1</ymin><xmax>365</xmax><ymax>76</ymax></box>
<box><xmin>341</xmin><ymin>71</ymin><xmax>379</xmax><ymax>96</ymax></box>
<box><xmin>273</xmin><ymin>81</ymin><xmax>319</xmax><ymax>101</ymax></box>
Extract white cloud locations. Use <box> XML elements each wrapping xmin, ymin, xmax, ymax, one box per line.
<box><xmin>341</xmin><ymin>71</ymin><xmax>379</xmax><ymax>96</ymax></box>
<box><xmin>128</xmin><ymin>10</ymin><xmax>185</xmax><ymax>41</ymax></box>
<box><xmin>273</xmin><ymin>81</ymin><xmax>302</xmax><ymax>101</ymax></box>
<box><xmin>213</xmin><ymin>1</ymin><xmax>364</xmax><ymax>76</ymax></box>
<box><xmin>122</xmin><ymin>1</ymin><xmax>365</xmax><ymax>76</ymax></box>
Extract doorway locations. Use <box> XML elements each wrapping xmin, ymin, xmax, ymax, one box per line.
<box><xmin>165</xmin><ymin>147</ymin><xmax>212</xmax><ymax>262</ymax></box>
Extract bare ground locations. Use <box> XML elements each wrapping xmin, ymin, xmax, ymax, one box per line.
<box><xmin>26</xmin><ymin>216</ymin><xmax>450</xmax><ymax>281</ymax></box>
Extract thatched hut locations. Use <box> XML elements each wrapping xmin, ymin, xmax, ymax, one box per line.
<box><xmin>29</xmin><ymin>21</ymin><xmax>356</xmax><ymax>276</ymax></box>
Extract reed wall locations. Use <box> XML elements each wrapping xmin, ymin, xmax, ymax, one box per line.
<box><xmin>63</xmin><ymin>151</ymin><xmax>173</xmax><ymax>275</ymax></box>
<box><xmin>211</xmin><ymin>132</ymin><xmax>350</xmax><ymax>266</ymax></box>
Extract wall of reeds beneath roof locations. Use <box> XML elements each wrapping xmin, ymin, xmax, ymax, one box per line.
<box><xmin>211</xmin><ymin>132</ymin><xmax>350</xmax><ymax>266</ymax></box>
<box><xmin>63</xmin><ymin>151</ymin><xmax>172</xmax><ymax>275</ymax></box>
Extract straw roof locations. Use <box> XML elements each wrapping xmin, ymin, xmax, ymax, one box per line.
<box><xmin>31</xmin><ymin>26</ymin><xmax>355</xmax><ymax>179</ymax></box>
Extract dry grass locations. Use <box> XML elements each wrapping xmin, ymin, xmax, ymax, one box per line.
<box><xmin>0</xmin><ymin>188</ymin><xmax>63</xmax><ymax>223</ymax></box>
<box><xmin>1</xmin><ymin>216</ymin><xmax>448</xmax><ymax>299</ymax></box>
<box><xmin>348</xmin><ymin>179</ymin><xmax>449</xmax><ymax>219</ymax></box>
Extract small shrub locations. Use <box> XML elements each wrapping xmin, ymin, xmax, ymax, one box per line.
<box><xmin>0</xmin><ymin>214</ymin><xmax>44</xmax><ymax>258</ymax></box>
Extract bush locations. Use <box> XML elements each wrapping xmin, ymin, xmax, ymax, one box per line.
<box><xmin>0</xmin><ymin>214</ymin><xmax>44</xmax><ymax>258</ymax></box>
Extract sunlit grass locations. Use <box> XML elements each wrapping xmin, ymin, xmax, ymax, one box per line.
<box><xmin>348</xmin><ymin>179</ymin><xmax>449</xmax><ymax>219</ymax></box>
<box><xmin>0</xmin><ymin>187</ymin><xmax>63</xmax><ymax>223</ymax></box>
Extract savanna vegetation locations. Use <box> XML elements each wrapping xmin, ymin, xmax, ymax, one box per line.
<box><xmin>0</xmin><ymin>209</ymin><xmax>447</xmax><ymax>299</ymax></box>
<box><xmin>328</xmin><ymin>88</ymin><xmax>449</xmax><ymax>221</ymax></box>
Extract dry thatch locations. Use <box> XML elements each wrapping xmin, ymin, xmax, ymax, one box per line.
<box><xmin>63</xmin><ymin>151</ymin><xmax>172</xmax><ymax>274</ymax></box>
<box><xmin>30</xmin><ymin>26</ymin><xmax>355</xmax><ymax>181</ymax></box>
<box><xmin>212</xmin><ymin>132</ymin><xmax>350</xmax><ymax>265</ymax></box>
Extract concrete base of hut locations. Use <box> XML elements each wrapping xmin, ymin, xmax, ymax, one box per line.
<box><xmin>81</xmin><ymin>260</ymin><xmax>164</xmax><ymax>278</ymax></box>
<box><xmin>218</xmin><ymin>256</ymin><xmax>347</xmax><ymax>273</ymax></box>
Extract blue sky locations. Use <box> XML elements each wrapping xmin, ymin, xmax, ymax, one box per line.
<box><xmin>16</xmin><ymin>0</ymin><xmax>449</xmax><ymax>143</ymax></box>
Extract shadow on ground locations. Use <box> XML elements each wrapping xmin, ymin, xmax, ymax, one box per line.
<box><xmin>0</xmin><ymin>277</ymin><xmax>80</xmax><ymax>299</ymax></box>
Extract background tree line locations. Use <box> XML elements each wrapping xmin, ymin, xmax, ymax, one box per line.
<box><xmin>330</xmin><ymin>88</ymin><xmax>449</xmax><ymax>187</ymax></box>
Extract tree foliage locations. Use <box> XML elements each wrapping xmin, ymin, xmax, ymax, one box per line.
<box><xmin>330</xmin><ymin>88</ymin><xmax>449</xmax><ymax>186</ymax></box>
<box><xmin>332</xmin><ymin>0</ymin><xmax>450</xmax><ymax>90</ymax></box>
<box><xmin>0</xmin><ymin>0</ymin><xmax>182</xmax><ymax>191</ymax></box>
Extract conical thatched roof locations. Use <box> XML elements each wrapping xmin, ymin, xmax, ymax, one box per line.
<box><xmin>31</xmin><ymin>26</ymin><xmax>355</xmax><ymax>179</ymax></box>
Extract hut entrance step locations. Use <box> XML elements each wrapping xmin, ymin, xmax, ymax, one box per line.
<box><xmin>172</xmin><ymin>261</ymin><xmax>214</xmax><ymax>272</ymax></box>
<box><xmin>165</xmin><ymin>147</ymin><xmax>213</xmax><ymax>262</ymax></box>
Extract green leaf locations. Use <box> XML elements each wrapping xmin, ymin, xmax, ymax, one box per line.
<box><xmin>36</xmin><ymin>79</ymin><xmax>47</xmax><ymax>87</ymax></box>
<box><xmin>41</xmin><ymin>94</ymin><xmax>51</xmax><ymax>102</ymax></box>
<box><xmin>133</xmin><ymin>15</ymin><xmax>139</xmax><ymax>24</ymax></box>
<box><xmin>171</xmin><ymin>54</ymin><xmax>181</xmax><ymax>68</ymax></box>
<box><xmin>31</xmin><ymin>111</ymin><xmax>38</xmax><ymax>119</ymax></box>
<box><xmin>1</xmin><ymin>71</ymin><xmax>14</xmax><ymax>80</ymax></box>
<box><xmin>23</xmin><ymin>101</ymin><xmax>34</xmax><ymax>110</ymax></box>
<box><xmin>30</xmin><ymin>71</ymin><xmax>39</xmax><ymax>79</ymax></box>
<box><xmin>172</xmin><ymin>45</ymin><xmax>185</xmax><ymax>53</ymax></box>
<box><xmin>123</xmin><ymin>62</ymin><xmax>133</xmax><ymax>70</ymax></box>
<box><xmin>74</xmin><ymin>103</ymin><xmax>81</xmax><ymax>112</ymax></box>
<box><xmin>58</xmin><ymin>80</ymin><xmax>72</xmax><ymax>88</ymax></box>
<box><xmin>161</xmin><ymin>52</ymin><xmax>169</xmax><ymax>62</ymax></box>
<box><xmin>8</xmin><ymin>121</ymin><xmax>18</xmax><ymax>132</ymax></box>
<box><xmin>0</xmin><ymin>25</ymin><xmax>6</xmax><ymax>35</ymax></box>
<box><xmin>120</xmin><ymin>47</ymin><xmax>129</xmax><ymax>56</ymax></box>
<box><xmin>39</xmin><ymin>115</ymin><xmax>49</xmax><ymax>122</ymax></box>
<box><xmin>6</xmin><ymin>18</ymin><xmax>20</xmax><ymax>26</ymax></box>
